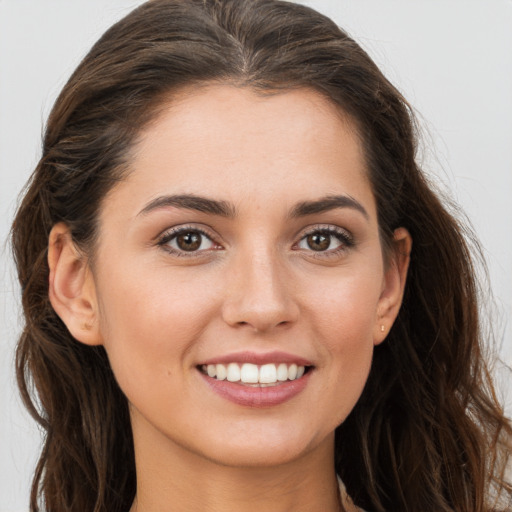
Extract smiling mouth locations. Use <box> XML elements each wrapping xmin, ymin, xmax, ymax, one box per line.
<box><xmin>198</xmin><ymin>362</ymin><xmax>312</xmax><ymax>387</ymax></box>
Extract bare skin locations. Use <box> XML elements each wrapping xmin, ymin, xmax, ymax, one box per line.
<box><xmin>130</xmin><ymin>432</ymin><xmax>344</xmax><ymax>512</ymax></box>
<box><xmin>48</xmin><ymin>85</ymin><xmax>410</xmax><ymax>512</ymax></box>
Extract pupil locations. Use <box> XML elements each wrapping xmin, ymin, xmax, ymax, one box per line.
<box><xmin>177</xmin><ymin>232</ymin><xmax>201</xmax><ymax>251</ymax></box>
<box><xmin>308</xmin><ymin>233</ymin><xmax>330</xmax><ymax>251</ymax></box>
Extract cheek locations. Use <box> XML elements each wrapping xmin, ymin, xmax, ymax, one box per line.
<box><xmin>307</xmin><ymin>264</ymin><xmax>382</xmax><ymax>344</ymax></box>
<box><xmin>321</xmin><ymin>289</ymin><xmax>377</xmax><ymax>378</ymax></box>
<box><xmin>94</xmin><ymin>260</ymin><xmax>219</xmax><ymax>382</ymax></box>
<box><xmin>303</xmin><ymin>268</ymin><xmax>382</xmax><ymax>418</ymax></box>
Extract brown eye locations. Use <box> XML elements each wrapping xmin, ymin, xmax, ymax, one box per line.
<box><xmin>306</xmin><ymin>233</ymin><xmax>330</xmax><ymax>251</ymax></box>
<box><xmin>176</xmin><ymin>231</ymin><xmax>202</xmax><ymax>251</ymax></box>
<box><xmin>160</xmin><ymin>228</ymin><xmax>217</xmax><ymax>254</ymax></box>
<box><xmin>296</xmin><ymin>227</ymin><xmax>352</xmax><ymax>254</ymax></box>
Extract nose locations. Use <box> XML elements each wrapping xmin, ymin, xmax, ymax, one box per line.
<box><xmin>221</xmin><ymin>247</ymin><xmax>299</xmax><ymax>333</ymax></box>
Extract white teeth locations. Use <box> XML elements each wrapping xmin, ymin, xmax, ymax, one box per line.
<box><xmin>227</xmin><ymin>362</ymin><xmax>241</xmax><ymax>382</ymax></box>
<box><xmin>216</xmin><ymin>364</ymin><xmax>227</xmax><ymax>380</ymax></box>
<box><xmin>277</xmin><ymin>363</ymin><xmax>288</xmax><ymax>381</ymax></box>
<box><xmin>240</xmin><ymin>363</ymin><xmax>259</xmax><ymax>383</ymax></box>
<box><xmin>259</xmin><ymin>363</ymin><xmax>277</xmax><ymax>384</ymax></box>
<box><xmin>201</xmin><ymin>362</ymin><xmax>308</xmax><ymax>385</ymax></box>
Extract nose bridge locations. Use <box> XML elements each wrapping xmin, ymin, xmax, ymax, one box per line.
<box><xmin>222</xmin><ymin>240</ymin><xmax>298</xmax><ymax>332</ymax></box>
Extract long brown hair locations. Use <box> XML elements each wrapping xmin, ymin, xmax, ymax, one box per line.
<box><xmin>11</xmin><ymin>1</ymin><xmax>511</xmax><ymax>510</ymax></box>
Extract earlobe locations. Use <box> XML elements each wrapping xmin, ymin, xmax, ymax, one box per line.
<box><xmin>374</xmin><ymin>227</ymin><xmax>412</xmax><ymax>345</ymax></box>
<box><xmin>48</xmin><ymin>223</ymin><xmax>103</xmax><ymax>346</ymax></box>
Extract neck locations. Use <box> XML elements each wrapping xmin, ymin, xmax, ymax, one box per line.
<box><xmin>129</xmin><ymin>419</ymin><xmax>342</xmax><ymax>512</ymax></box>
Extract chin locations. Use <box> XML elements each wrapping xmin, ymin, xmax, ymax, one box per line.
<box><xmin>180</xmin><ymin>423</ymin><xmax>334</xmax><ymax>469</ymax></box>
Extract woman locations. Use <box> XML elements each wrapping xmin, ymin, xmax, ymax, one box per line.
<box><xmin>11</xmin><ymin>0</ymin><xmax>512</xmax><ymax>510</ymax></box>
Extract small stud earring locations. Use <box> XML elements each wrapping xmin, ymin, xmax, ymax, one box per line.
<box><xmin>82</xmin><ymin>322</ymin><xmax>91</xmax><ymax>331</ymax></box>
<box><xmin>380</xmin><ymin>325</ymin><xmax>385</xmax><ymax>333</ymax></box>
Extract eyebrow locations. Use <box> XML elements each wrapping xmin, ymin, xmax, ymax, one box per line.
<box><xmin>138</xmin><ymin>194</ymin><xmax>237</xmax><ymax>218</ymax></box>
<box><xmin>138</xmin><ymin>193</ymin><xmax>368</xmax><ymax>220</ymax></box>
<box><xmin>289</xmin><ymin>195</ymin><xmax>369</xmax><ymax>220</ymax></box>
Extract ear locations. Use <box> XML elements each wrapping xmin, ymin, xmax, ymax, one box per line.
<box><xmin>373</xmin><ymin>227</ymin><xmax>412</xmax><ymax>345</ymax></box>
<box><xmin>48</xmin><ymin>223</ymin><xmax>103</xmax><ymax>346</ymax></box>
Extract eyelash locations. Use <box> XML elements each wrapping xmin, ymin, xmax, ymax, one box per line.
<box><xmin>157</xmin><ymin>225</ymin><xmax>220</xmax><ymax>257</ymax></box>
<box><xmin>294</xmin><ymin>225</ymin><xmax>354</xmax><ymax>258</ymax></box>
<box><xmin>156</xmin><ymin>224</ymin><xmax>354</xmax><ymax>258</ymax></box>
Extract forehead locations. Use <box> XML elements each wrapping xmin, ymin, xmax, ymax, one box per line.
<box><xmin>136</xmin><ymin>84</ymin><xmax>364</xmax><ymax>165</ymax></box>
<box><xmin>103</xmin><ymin>84</ymin><xmax>376</xmax><ymax>222</ymax></box>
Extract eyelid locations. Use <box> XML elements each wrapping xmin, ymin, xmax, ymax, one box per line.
<box><xmin>156</xmin><ymin>224</ymin><xmax>223</xmax><ymax>255</ymax></box>
<box><xmin>296</xmin><ymin>224</ymin><xmax>354</xmax><ymax>242</ymax></box>
<box><xmin>293</xmin><ymin>224</ymin><xmax>355</xmax><ymax>253</ymax></box>
<box><xmin>154</xmin><ymin>222</ymin><xmax>354</xmax><ymax>258</ymax></box>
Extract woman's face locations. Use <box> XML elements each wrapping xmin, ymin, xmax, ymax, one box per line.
<box><xmin>84</xmin><ymin>85</ymin><xmax>408</xmax><ymax>468</ymax></box>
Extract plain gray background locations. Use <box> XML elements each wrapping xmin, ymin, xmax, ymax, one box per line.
<box><xmin>1</xmin><ymin>1</ymin><xmax>511</xmax><ymax>509</ymax></box>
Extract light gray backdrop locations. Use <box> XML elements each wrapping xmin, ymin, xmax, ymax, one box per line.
<box><xmin>1</xmin><ymin>1</ymin><xmax>511</xmax><ymax>510</ymax></box>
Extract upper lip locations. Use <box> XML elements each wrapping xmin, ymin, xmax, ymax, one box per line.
<box><xmin>198</xmin><ymin>351</ymin><xmax>313</xmax><ymax>367</ymax></box>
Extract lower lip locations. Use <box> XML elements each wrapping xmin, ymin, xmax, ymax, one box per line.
<box><xmin>199</xmin><ymin>370</ymin><xmax>312</xmax><ymax>408</ymax></box>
